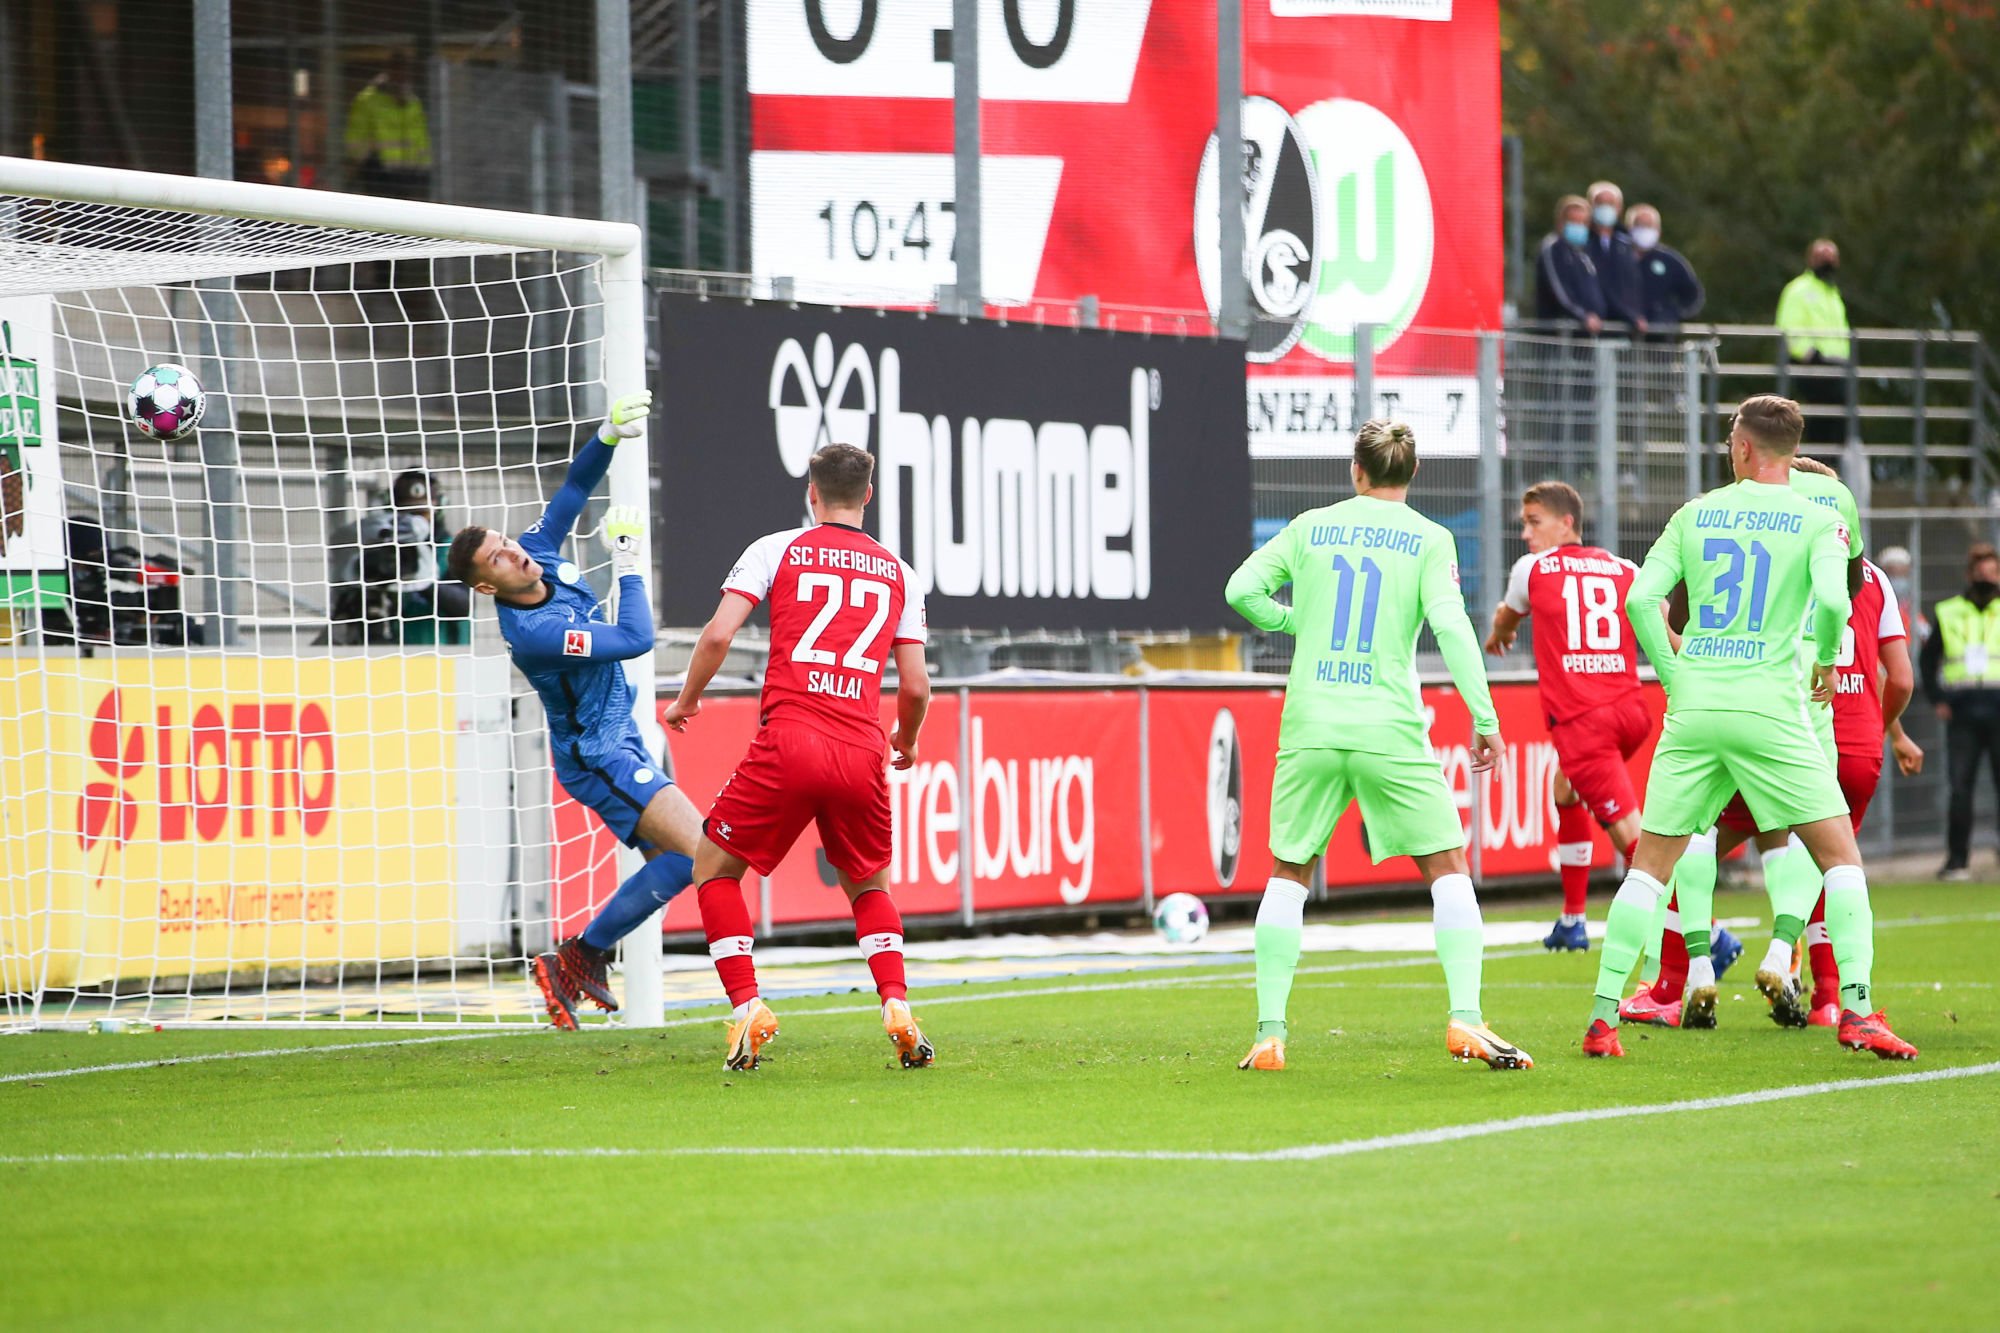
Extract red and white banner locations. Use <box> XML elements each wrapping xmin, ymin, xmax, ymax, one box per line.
<box><xmin>552</xmin><ymin>677</ymin><xmax>1662</xmax><ymax>933</ymax></box>
<box><xmin>748</xmin><ymin>2</ymin><xmax>1501</xmax><ymax>456</ymax></box>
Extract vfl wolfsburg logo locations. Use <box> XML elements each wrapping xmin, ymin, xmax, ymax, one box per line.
<box><xmin>1196</xmin><ymin>97</ymin><xmax>1434</xmax><ymax>365</ymax></box>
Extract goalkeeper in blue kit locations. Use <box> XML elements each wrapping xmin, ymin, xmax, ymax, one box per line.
<box><xmin>445</xmin><ymin>390</ymin><xmax>703</xmax><ymax>1029</ymax></box>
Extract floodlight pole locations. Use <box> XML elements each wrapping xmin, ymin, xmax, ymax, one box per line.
<box><xmin>193</xmin><ymin>0</ymin><xmax>244</xmax><ymax>646</ymax></box>
<box><xmin>1217</xmin><ymin>0</ymin><xmax>1249</xmax><ymax>339</ymax></box>
<box><xmin>952</xmin><ymin>0</ymin><xmax>983</xmax><ymax>314</ymax></box>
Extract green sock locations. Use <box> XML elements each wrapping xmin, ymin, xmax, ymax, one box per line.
<box><xmin>1821</xmin><ymin>865</ymin><xmax>1875</xmax><ymax>1013</ymax></box>
<box><xmin>1591</xmin><ymin>870</ymin><xmax>1667</xmax><ymax>1027</ymax></box>
<box><xmin>1637</xmin><ymin>886</ymin><xmax>1671</xmax><ymax>984</ymax></box>
<box><xmin>1675</xmin><ymin>836</ymin><xmax>1718</xmax><ymax>960</ymax></box>
<box><xmin>1435</xmin><ymin>928</ymin><xmax>1483</xmax><ymax>1026</ymax></box>
<box><xmin>1253</xmin><ymin>879</ymin><xmax>1308</xmax><ymax>1039</ymax></box>
<box><xmin>1430</xmin><ymin>874</ymin><xmax>1484</xmax><ymax>1026</ymax></box>
<box><xmin>1764</xmin><ymin>839</ymin><xmax>1821</xmax><ymax>946</ymax></box>
<box><xmin>1254</xmin><ymin>926</ymin><xmax>1302</xmax><ymax>1033</ymax></box>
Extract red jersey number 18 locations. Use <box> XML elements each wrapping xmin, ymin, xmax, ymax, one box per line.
<box><xmin>1561</xmin><ymin>574</ymin><xmax>1623</xmax><ymax>651</ymax></box>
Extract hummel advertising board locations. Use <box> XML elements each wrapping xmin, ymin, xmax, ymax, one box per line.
<box><xmin>654</xmin><ymin>295</ymin><xmax>1247</xmax><ymax>631</ymax></box>
<box><xmin>747</xmin><ymin>1</ymin><xmax>1501</xmax><ymax>457</ymax></box>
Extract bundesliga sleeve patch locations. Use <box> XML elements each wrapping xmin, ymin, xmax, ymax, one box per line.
<box><xmin>563</xmin><ymin>629</ymin><xmax>591</xmax><ymax>657</ymax></box>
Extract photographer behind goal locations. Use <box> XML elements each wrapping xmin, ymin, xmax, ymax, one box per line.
<box><xmin>326</xmin><ymin>469</ymin><xmax>470</xmax><ymax>646</ymax></box>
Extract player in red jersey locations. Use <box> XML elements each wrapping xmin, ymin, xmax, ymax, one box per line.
<box><xmin>1485</xmin><ymin>481</ymin><xmax>1652</xmax><ymax>952</ymax></box>
<box><xmin>1804</xmin><ymin>556</ymin><xmax>1924</xmax><ymax>1020</ymax></box>
<box><xmin>664</xmin><ymin>444</ymin><xmax>934</xmax><ymax>1071</ymax></box>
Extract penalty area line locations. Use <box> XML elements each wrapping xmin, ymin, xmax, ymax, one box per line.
<box><xmin>8</xmin><ymin>1060</ymin><xmax>1996</xmax><ymax>1168</ymax></box>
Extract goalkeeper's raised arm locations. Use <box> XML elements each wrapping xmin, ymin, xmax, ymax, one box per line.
<box><xmin>441</xmin><ymin>388</ymin><xmax>708</xmax><ymax>1032</ymax></box>
<box><xmin>445</xmin><ymin>389</ymin><xmax>653</xmax><ymax>608</ymax></box>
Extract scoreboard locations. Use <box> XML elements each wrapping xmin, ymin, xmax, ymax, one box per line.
<box><xmin>748</xmin><ymin>0</ymin><xmax>1500</xmax><ymax>455</ymax></box>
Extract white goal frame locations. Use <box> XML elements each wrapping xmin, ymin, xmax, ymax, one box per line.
<box><xmin>0</xmin><ymin>156</ymin><xmax>665</xmax><ymax>1029</ymax></box>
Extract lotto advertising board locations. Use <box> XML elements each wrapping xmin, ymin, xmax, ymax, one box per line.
<box><xmin>549</xmin><ymin>678</ymin><xmax>1660</xmax><ymax>934</ymax></box>
<box><xmin>747</xmin><ymin>1</ymin><xmax>1501</xmax><ymax>457</ymax></box>
<box><xmin>0</xmin><ymin>656</ymin><xmax>459</xmax><ymax>989</ymax></box>
<box><xmin>653</xmin><ymin>294</ymin><xmax>1247</xmax><ymax>632</ymax></box>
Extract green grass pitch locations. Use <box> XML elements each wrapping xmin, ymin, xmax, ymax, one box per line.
<box><xmin>4</xmin><ymin>882</ymin><xmax>1996</xmax><ymax>1330</ymax></box>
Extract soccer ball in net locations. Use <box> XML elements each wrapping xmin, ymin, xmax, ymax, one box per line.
<box><xmin>1153</xmin><ymin>893</ymin><xmax>1210</xmax><ymax>946</ymax></box>
<box><xmin>128</xmin><ymin>363</ymin><xmax>207</xmax><ymax>442</ymax></box>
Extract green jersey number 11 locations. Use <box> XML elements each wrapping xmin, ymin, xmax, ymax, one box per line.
<box><xmin>1329</xmin><ymin>553</ymin><xmax>1383</xmax><ymax>653</ymax></box>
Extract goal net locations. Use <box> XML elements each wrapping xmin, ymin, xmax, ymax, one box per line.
<box><xmin>0</xmin><ymin>158</ymin><xmax>657</xmax><ymax>1031</ymax></box>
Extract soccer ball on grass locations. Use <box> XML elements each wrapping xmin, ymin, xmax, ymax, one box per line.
<box><xmin>1152</xmin><ymin>892</ymin><xmax>1210</xmax><ymax>946</ymax></box>
<box><xmin>128</xmin><ymin>364</ymin><xmax>207</xmax><ymax>442</ymax></box>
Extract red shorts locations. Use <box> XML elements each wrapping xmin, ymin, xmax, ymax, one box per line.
<box><xmin>704</xmin><ymin>723</ymin><xmax>892</xmax><ymax>881</ymax></box>
<box><xmin>1548</xmin><ymin>692</ymin><xmax>1652</xmax><ymax>827</ymax></box>
<box><xmin>1717</xmin><ymin>751</ymin><xmax>1883</xmax><ymax>835</ymax></box>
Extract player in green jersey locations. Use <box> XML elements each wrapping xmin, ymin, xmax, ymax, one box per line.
<box><xmin>1584</xmin><ymin>395</ymin><xmax>1917</xmax><ymax>1059</ymax></box>
<box><xmin>1226</xmin><ymin>420</ymin><xmax>1534</xmax><ymax>1072</ymax></box>
<box><xmin>1624</xmin><ymin>454</ymin><xmax>1868</xmax><ymax>1031</ymax></box>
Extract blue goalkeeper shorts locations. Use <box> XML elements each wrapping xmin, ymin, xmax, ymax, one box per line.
<box><xmin>555</xmin><ymin>731</ymin><xmax>673</xmax><ymax>850</ymax></box>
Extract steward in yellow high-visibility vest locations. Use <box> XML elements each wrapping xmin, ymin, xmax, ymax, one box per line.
<box><xmin>345</xmin><ymin>56</ymin><xmax>432</xmax><ymax>200</ymax></box>
<box><xmin>1775</xmin><ymin>238</ymin><xmax>1851</xmax><ymax>447</ymax></box>
<box><xmin>1920</xmin><ymin>542</ymin><xmax>2000</xmax><ymax>877</ymax></box>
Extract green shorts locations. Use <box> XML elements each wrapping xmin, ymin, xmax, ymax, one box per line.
<box><xmin>1269</xmin><ymin>746</ymin><xmax>1465</xmax><ymax>865</ymax></box>
<box><xmin>1642</xmin><ymin>706</ymin><xmax>1848</xmax><ymax>837</ymax></box>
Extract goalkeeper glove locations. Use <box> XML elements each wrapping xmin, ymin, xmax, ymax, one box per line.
<box><xmin>605</xmin><ymin>505</ymin><xmax>646</xmax><ymax>578</ymax></box>
<box><xmin>597</xmin><ymin>389</ymin><xmax>652</xmax><ymax>445</ymax></box>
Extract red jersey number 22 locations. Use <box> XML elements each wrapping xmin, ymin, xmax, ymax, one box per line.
<box><xmin>791</xmin><ymin>572</ymin><xmax>891</xmax><ymax>672</ymax></box>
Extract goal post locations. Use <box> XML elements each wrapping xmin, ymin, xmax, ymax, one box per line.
<box><xmin>0</xmin><ymin>156</ymin><xmax>663</xmax><ymax>1030</ymax></box>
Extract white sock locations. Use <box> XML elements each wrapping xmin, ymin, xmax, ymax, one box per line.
<box><xmin>1613</xmin><ymin>868</ymin><xmax>1667</xmax><ymax>914</ymax></box>
<box><xmin>1686</xmin><ymin>827</ymin><xmax>1719</xmax><ymax>857</ymax></box>
<box><xmin>1430</xmin><ymin>873</ymin><xmax>1482</xmax><ymax>932</ymax></box>
<box><xmin>1687</xmin><ymin>954</ymin><xmax>1716</xmax><ymax>989</ymax></box>
<box><xmin>1256</xmin><ymin>877</ymin><xmax>1310</xmax><ymax>928</ymax></box>
<box><xmin>1760</xmin><ymin>939</ymin><xmax>1792</xmax><ymax>974</ymax></box>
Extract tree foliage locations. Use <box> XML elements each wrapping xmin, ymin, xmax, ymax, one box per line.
<box><xmin>1503</xmin><ymin>0</ymin><xmax>2000</xmax><ymax>339</ymax></box>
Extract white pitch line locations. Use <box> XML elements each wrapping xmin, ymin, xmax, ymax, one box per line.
<box><xmin>14</xmin><ymin>912</ymin><xmax>1985</xmax><ymax>1088</ymax></box>
<box><xmin>1</xmin><ymin>948</ymin><xmax>1538</xmax><ymax>1086</ymax></box>
<box><xmin>7</xmin><ymin>1060</ymin><xmax>1995</xmax><ymax>1168</ymax></box>
<box><xmin>639</xmin><ymin>947</ymin><xmax>1547</xmax><ymax>1032</ymax></box>
<box><xmin>0</xmin><ymin>1031</ymin><xmax>526</xmax><ymax>1086</ymax></box>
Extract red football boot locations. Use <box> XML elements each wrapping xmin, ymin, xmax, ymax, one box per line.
<box><xmin>1838</xmin><ymin>1010</ymin><xmax>1918</xmax><ymax>1060</ymax></box>
<box><xmin>1618</xmin><ymin>987</ymin><xmax>1682</xmax><ymax>1029</ymax></box>
<box><xmin>1582</xmin><ymin>1019</ymin><xmax>1626</xmax><ymax>1058</ymax></box>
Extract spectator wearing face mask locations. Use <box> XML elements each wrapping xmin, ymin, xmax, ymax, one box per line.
<box><xmin>1879</xmin><ymin>544</ymin><xmax>1925</xmax><ymax>642</ymax></box>
<box><xmin>1775</xmin><ymin>238</ymin><xmax>1851</xmax><ymax>445</ymax></box>
<box><xmin>1535</xmin><ymin>195</ymin><xmax>1608</xmax><ymax>332</ymax></box>
<box><xmin>1584</xmin><ymin>179</ymin><xmax>1645</xmax><ymax>332</ymax></box>
<box><xmin>1626</xmin><ymin>204</ymin><xmax>1704</xmax><ymax>333</ymax></box>
<box><xmin>1922</xmin><ymin>542</ymin><xmax>2000</xmax><ymax>880</ymax></box>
